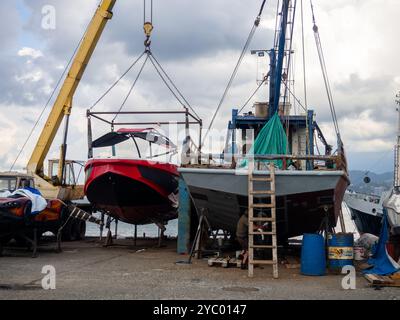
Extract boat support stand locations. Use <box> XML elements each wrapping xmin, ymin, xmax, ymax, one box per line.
<box><xmin>176</xmin><ymin>208</ymin><xmax>210</xmax><ymax>264</ymax></box>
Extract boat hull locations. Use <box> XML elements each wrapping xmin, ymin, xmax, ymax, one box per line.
<box><xmin>343</xmin><ymin>192</ymin><xmax>383</xmax><ymax>236</ymax></box>
<box><xmin>179</xmin><ymin>168</ymin><xmax>348</xmax><ymax>240</ymax></box>
<box><xmin>85</xmin><ymin>159</ymin><xmax>179</xmax><ymax>225</ymax></box>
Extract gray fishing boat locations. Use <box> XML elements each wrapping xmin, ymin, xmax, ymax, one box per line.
<box><xmin>178</xmin><ymin>0</ymin><xmax>349</xmax><ymax>242</ymax></box>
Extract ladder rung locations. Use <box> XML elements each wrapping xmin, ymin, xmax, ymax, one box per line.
<box><xmin>249</xmin><ymin>231</ymin><xmax>276</xmax><ymax>235</ymax></box>
<box><xmin>250</xmin><ymin>177</ymin><xmax>272</xmax><ymax>182</ymax></box>
<box><xmin>250</xmin><ymin>190</ymin><xmax>274</xmax><ymax>195</ymax></box>
<box><xmin>249</xmin><ymin>259</ymin><xmax>277</xmax><ymax>265</ymax></box>
<box><xmin>250</xmin><ymin>245</ymin><xmax>276</xmax><ymax>249</ymax></box>
<box><xmin>250</xmin><ymin>217</ymin><xmax>274</xmax><ymax>222</ymax></box>
<box><xmin>251</xmin><ymin>204</ymin><xmax>275</xmax><ymax>208</ymax></box>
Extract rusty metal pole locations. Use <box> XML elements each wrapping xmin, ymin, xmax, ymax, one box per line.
<box><xmin>134</xmin><ymin>224</ymin><xmax>137</xmax><ymax>246</ymax></box>
<box><xmin>87</xmin><ymin>110</ymin><xmax>93</xmax><ymax>159</ymax></box>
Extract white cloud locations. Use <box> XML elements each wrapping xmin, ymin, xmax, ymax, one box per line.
<box><xmin>15</xmin><ymin>70</ymin><xmax>43</xmax><ymax>83</ymax></box>
<box><xmin>17</xmin><ymin>47</ymin><xmax>43</xmax><ymax>59</ymax></box>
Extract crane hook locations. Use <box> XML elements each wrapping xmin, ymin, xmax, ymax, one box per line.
<box><xmin>143</xmin><ymin>22</ymin><xmax>153</xmax><ymax>48</ymax></box>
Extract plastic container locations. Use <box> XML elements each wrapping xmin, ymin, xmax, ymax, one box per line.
<box><xmin>301</xmin><ymin>233</ymin><xmax>326</xmax><ymax>276</ymax></box>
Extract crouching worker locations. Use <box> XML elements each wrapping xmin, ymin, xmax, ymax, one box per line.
<box><xmin>236</xmin><ymin>209</ymin><xmax>264</xmax><ymax>269</ymax></box>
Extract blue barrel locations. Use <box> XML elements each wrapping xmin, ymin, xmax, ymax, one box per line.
<box><xmin>301</xmin><ymin>233</ymin><xmax>326</xmax><ymax>276</ymax></box>
<box><xmin>327</xmin><ymin>233</ymin><xmax>354</xmax><ymax>270</ymax></box>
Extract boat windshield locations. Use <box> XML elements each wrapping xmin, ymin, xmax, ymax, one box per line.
<box><xmin>92</xmin><ymin>128</ymin><xmax>177</xmax><ymax>150</ymax></box>
<box><xmin>0</xmin><ymin>177</ymin><xmax>17</xmax><ymax>192</ymax></box>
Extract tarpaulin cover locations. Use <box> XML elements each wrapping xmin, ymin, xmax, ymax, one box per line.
<box><xmin>363</xmin><ymin>209</ymin><xmax>400</xmax><ymax>276</ymax></box>
<box><xmin>240</xmin><ymin>112</ymin><xmax>288</xmax><ymax>168</ymax></box>
<box><xmin>11</xmin><ymin>189</ymin><xmax>47</xmax><ymax>215</ymax></box>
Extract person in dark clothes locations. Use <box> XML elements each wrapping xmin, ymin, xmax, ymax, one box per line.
<box><xmin>236</xmin><ymin>210</ymin><xmax>263</xmax><ymax>267</ymax></box>
<box><xmin>236</xmin><ymin>211</ymin><xmax>249</xmax><ymax>251</ymax></box>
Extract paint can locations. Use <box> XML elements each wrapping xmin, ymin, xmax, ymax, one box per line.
<box><xmin>328</xmin><ymin>233</ymin><xmax>354</xmax><ymax>270</ymax></box>
<box><xmin>353</xmin><ymin>246</ymin><xmax>365</xmax><ymax>261</ymax></box>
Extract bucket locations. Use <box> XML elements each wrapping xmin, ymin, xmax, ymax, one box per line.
<box><xmin>301</xmin><ymin>233</ymin><xmax>326</xmax><ymax>276</ymax></box>
<box><xmin>254</xmin><ymin>102</ymin><xmax>269</xmax><ymax>118</ymax></box>
<box><xmin>354</xmin><ymin>246</ymin><xmax>365</xmax><ymax>261</ymax></box>
<box><xmin>328</xmin><ymin>233</ymin><xmax>354</xmax><ymax>270</ymax></box>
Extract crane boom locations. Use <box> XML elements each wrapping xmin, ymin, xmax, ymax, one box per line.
<box><xmin>27</xmin><ymin>0</ymin><xmax>116</xmax><ymax>177</ymax></box>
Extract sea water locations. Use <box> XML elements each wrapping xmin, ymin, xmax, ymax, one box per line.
<box><xmin>85</xmin><ymin>212</ymin><xmax>178</xmax><ymax>239</ymax></box>
<box><xmin>85</xmin><ymin>203</ymin><xmax>359</xmax><ymax>239</ymax></box>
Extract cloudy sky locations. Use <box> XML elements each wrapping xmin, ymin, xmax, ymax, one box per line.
<box><xmin>1</xmin><ymin>0</ymin><xmax>399</xmax><ymax>174</ymax></box>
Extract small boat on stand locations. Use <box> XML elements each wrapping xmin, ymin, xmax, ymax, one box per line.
<box><xmin>84</xmin><ymin>106</ymin><xmax>202</xmax><ymax>243</ymax></box>
<box><xmin>84</xmin><ymin>128</ymin><xmax>180</xmax><ymax>226</ymax></box>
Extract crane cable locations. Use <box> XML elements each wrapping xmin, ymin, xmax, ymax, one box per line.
<box><xmin>149</xmin><ymin>52</ymin><xmax>201</xmax><ymax>120</ymax></box>
<box><xmin>202</xmin><ymin>0</ymin><xmax>268</xmax><ymax>146</ymax></box>
<box><xmin>92</xmin><ymin>0</ymin><xmax>199</xmax><ymax>122</ymax></box>
<box><xmin>112</xmin><ymin>53</ymin><xmax>150</xmax><ymax>122</ymax></box>
<box><xmin>310</xmin><ymin>0</ymin><xmax>342</xmax><ymax>145</ymax></box>
<box><xmin>89</xmin><ymin>51</ymin><xmax>147</xmax><ymax>111</ymax></box>
<box><xmin>143</xmin><ymin>0</ymin><xmax>154</xmax><ymax>48</ymax></box>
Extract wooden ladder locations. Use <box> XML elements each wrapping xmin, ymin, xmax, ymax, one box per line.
<box><xmin>248</xmin><ymin>161</ymin><xmax>278</xmax><ymax>278</ymax></box>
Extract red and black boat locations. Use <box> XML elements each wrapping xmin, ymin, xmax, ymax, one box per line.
<box><xmin>84</xmin><ymin>128</ymin><xmax>179</xmax><ymax>225</ymax></box>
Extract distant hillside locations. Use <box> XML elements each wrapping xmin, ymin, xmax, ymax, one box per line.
<box><xmin>348</xmin><ymin>170</ymin><xmax>393</xmax><ymax>194</ymax></box>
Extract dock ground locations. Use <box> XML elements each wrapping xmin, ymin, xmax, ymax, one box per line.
<box><xmin>0</xmin><ymin>238</ymin><xmax>398</xmax><ymax>300</ymax></box>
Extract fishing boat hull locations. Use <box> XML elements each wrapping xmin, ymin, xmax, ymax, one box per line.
<box><xmin>179</xmin><ymin>168</ymin><xmax>348</xmax><ymax>240</ymax></box>
<box><xmin>343</xmin><ymin>191</ymin><xmax>384</xmax><ymax>236</ymax></box>
<box><xmin>84</xmin><ymin>159</ymin><xmax>179</xmax><ymax>225</ymax></box>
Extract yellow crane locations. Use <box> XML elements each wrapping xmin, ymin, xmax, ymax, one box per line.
<box><xmin>27</xmin><ymin>0</ymin><xmax>117</xmax><ymax>201</ymax></box>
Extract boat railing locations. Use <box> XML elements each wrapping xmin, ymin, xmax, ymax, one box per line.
<box><xmin>182</xmin><ymin>152</ymin><xmax>347</xmax><ymax>172</ymax></box>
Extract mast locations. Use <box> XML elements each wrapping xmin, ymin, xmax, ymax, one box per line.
<box><xmin>395</xmin><ymin>92</ymin><xmax>400</xmax><ymax>190</ymax></box>
<box><xmin>268</xmin><ymin>0</ymin><xmax>291</xmax><ymax>119</ymax></box>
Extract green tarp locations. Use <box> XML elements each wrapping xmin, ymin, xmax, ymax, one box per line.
<box><xmin>240</xmin><ymin>112</ymin><xmax>288</xmax><ymax>169</ymax></box>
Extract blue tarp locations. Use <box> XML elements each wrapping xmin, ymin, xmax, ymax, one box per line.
<box><xmin>240</xmin><ymin>112</ymin><xmax>288</xmax><ymax>168</ymax></box>
<box><xmin>363</xmin><ymin>209</ymin><xmax>400</xmax><ymax>276</ymax></box>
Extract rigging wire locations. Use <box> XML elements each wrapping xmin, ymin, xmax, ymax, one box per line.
<box><xmin>202</xmin><ymin>0</ymin><xmax>267</xmax><ymax>146</ymax></box>
<box><xmin>9</xmin><ymin>4</ymin><xmax>99</xmax><ymax>171</ymax></box>
<box><xmin>310</xmin><ymin>0</ymin><xmax>341</xmax><ymax>143</ymax></box>
<box><xmin>238</xmin><ymin>76</ymin><xmax>268</xmax><ymax>114</ymax></box>
<box><xmin>300</xmin><ymin>0</ymin><xmax>310</xmax><ymax>155</ymax></box>
<box><xmin>282</xmin><ymin>0</ymin><xmax>297</xmax><ymax>107</ymax></box>
<box><xmin>89</xmin><ymin>51</ymin><xmax>147</xmax><ymax>111</ymax></box>
<box><xmin>281</xmin><ymin>80</ymin><xmax>307</xmax><ymax>112</ymax></box>
<box><xmin>149</xmin><ymin>52</ymin><xmax>200</xmax><ymax>120</ymax></box>
<box><xmin>112</xmin><ymin>53</ymin><xmax>150</xmax><ymax>122</ymax></box>
<box><xmin>148</xmin><ymin>55</ymin><xmax>189</xmax><ymax>111</ymax></box>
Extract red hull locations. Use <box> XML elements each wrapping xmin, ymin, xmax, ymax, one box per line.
<box><xmin>84</xmin><ymin>159</ymin><xmax>179</xmax><ymax>225</ymax></box>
